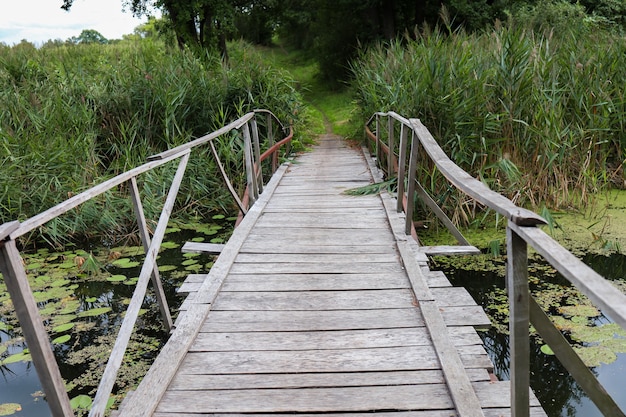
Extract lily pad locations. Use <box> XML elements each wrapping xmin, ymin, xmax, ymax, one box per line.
<box><xmin>540</xmin><ymin>344</ymin><xmax>554</xmax><ymax>355</ymax></box>
<box><xmin>0</xmin><ymin>346</ymin><xmax>7</xmax><ymax>355</ymax></box>
<box><xmin>185</xmin><ymin>264</ymin><xmax>202</xmax><ymax>272</ymax></box>
<box><xmin>0</xmin><ymin>322</ymin><xmax>11</xmax><ymax>332</ymax></box>
<box><xmin>1</xmin><ymin>351</ymin><xmax>32</xmax><ymax>365</ymax></box>
<box><xmin>158</xmin><ymin>265</ymin><xmax>177</xmax><ymax>272</ymax></box>
<box><xmin>85</xmin><ymin>297</ymin><xmax>97</xmax><ymax>303</ymax></box>
<box><xmin>70</xmin><ymin>394</ymin><xmax>92</xmax><ymax>410</ymax></box>
<box><xmin>107</xmin><ymin>274</ymin><xmax>127</xmax><ymax>282</ymax></box>
<box><xmin>212</xmin><ymin>214</ymin><xmax>226</xmax><ymax>220</ymax></box>
<box><xmin>53</xmin><ymin>323</ymin><xmax>75</xmax><ymax>333</ymax></box>
<box><xmin>160</xmin><ymin>241</ymin><xmax>179</xmax><ymax>249</ymax></box>
<box><xmin>181</xmin><ymin>259</ymin><xmax>198</xmax><ymax>266</ymax></box>
<box><xmin>191</xmin><ymin>237</ymin><xmax>205</xmax><ymax>242</ymax></box>
<box><xmin>0</xmin><ymin>403</ymin><xmax>22</xmax><ymax>416</ymax></box>
<box><xmin>78</xmin><ymin>307</ymin><xmax>112</xmax><ymax>317</ymax></box>
<box><xmin>112</xmin><ymin>259</ymin><xmax>140</xmax><ymax>269</ymax></box>
<box><xmin>52</xmin><ymin>334</ymin><xmax>71</xmax><ymax>345</ymax></box>
<box><xmin>50</xmin><ymin>279</ymin><xmax>71</xmax><ymax>288</ymax></box>
<box><xmin>165</xmin><ymin>227</ymin><xmax>181</xmax><ymax>234</ymax></box>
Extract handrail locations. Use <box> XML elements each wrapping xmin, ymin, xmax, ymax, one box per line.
<box><xmin>0</xmin><ymin>109</ymin><xmax>293</xmax><ymax>417</ymax></box>
<box><xmin>366</xmin><ymin>112</ymin><xmax>626</xmax><ymax>417</ymax></box>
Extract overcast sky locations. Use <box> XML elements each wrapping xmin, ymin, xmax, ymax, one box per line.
<box><xmin>0</xmin><ymin>0</ymin><xmax>160</xmax><ymax>46</ymax></box>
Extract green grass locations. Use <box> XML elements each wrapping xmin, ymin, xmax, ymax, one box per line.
<box><xmin>260</xmin><ymin>42</ymin><xmax>359</xmax><ymax>138</ymax></box>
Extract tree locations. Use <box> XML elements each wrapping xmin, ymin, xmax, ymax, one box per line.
<box><xmin>68</xmin><ymin>29</ymin><xmax>108</xmax><ymax>44</ymax></box>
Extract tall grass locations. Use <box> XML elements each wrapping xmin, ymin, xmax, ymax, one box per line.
<box><xmin>352</xmin><ymin>17</ymin><xmax>626</xmax><ymax>215</ymax></box>
<box><xmin>0</xmin><ymin>39</ymin><xmax>303</xmax><ymax>246</ymax></box>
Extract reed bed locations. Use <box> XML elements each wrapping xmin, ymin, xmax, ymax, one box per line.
<box><xmin>0</xmin><ymin>39</ymin><xmax>303</xmax><ymax>246</ymax></box>
<box><xmin>352</xmin><ymin>19</ymin><xmax>626</xmax><ymax>218</ymax></box>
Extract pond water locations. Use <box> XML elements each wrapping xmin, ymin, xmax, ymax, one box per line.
<box><xmin>0</xmin><ymin>218</ymin><xmax>233</xmax><ymax>416</ymax></box>
<box><xmin>434</xmin><ymin>253</ymin><xmax>626</xmax><ymax>417</ymax></box>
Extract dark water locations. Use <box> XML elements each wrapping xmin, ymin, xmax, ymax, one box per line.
<box><xmin>0</xmin><ymin>226</ymin><xmax>225</xmax><ymax>416</ymax></box>
<box><xmin>436</xmin><ymin>254</ymin><xmax>626</xmax><ymax>417</ymax></box>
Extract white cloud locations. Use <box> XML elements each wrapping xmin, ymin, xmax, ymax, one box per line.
<box><xmin>0</xmin><ymin>0</ymin><xmax>160</xmax><ymax>45</ymax></box>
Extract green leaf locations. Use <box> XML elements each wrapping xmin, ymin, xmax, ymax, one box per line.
<box><xmin>52</xmin><ymin>334</ymin><xmax>71</xmax><ymax>345</ymax></box>
<box><xmin>107</xmin><ymin>274</ymin><xmax>127</xmax><ymax>282</ymax></box>
<box><xmin>70</xmin><ymin>394</ymin><xmax>92</xmax><ymax>410</ymax></box>
<box><xmin>52</xmin><ymin>323</ymin><xmax>75</xmax><ymax>333</ymax></box>
<box><xmin>1</xmin><ymin>351</ymin><xmax>32</xmax><ymax>365</ymax></box>
<box><xmin>78</xmin><ymin>307</ymin><xmax>112</xmax><ymax>317</ymax></box>
<box><xmin>540</xmin><ymin>344</ymin><xmax>554</xmax><ymax>355</ymax></box>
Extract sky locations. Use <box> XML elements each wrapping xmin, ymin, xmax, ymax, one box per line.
<box><xmin>0</xmin><ymin>0</ymin><xmax>160</xmax><ymax>46</ymax></box>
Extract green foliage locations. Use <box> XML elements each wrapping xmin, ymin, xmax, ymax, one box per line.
<box><xmin>0</xmin><ymin>38</ymin><xmax>302</xmax><ymax>246</ymax></box>
<box><xmin>68</xmin><ymin>30</ymin><xmax>108</xmax><ymax>45</ymax></box>
<box><xmin>353</xmin><ymin>19</ymin><xmax>626</xmax><ymax>219</ymax></box>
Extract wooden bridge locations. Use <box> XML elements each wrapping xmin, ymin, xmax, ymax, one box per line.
<box><xmin>2</xmin><ymin>110</ymin><xmax>626</xmax><ymax>417</ymax></box>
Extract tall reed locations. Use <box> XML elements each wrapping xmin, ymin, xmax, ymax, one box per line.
<box><xmin>352</xmin><ymin>19</ymin><xmax>626</xmax><ymax>217</ymax></box>
<box><xmin>0</xmin><ymin>38</ymin><xmax>303</xmax><ymax>246</ymax></box>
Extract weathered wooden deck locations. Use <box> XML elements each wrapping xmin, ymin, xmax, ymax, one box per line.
<box><xmin>119</xmin><ymin>134</ymin><xmax>546</xmax><ymax>417</ymax></box>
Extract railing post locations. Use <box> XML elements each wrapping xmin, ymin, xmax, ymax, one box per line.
<box><xmin>375</xmin><ymin>115</ymin><xmax>381</xmax><ymax>166</ymax></box>
<box><xmin>0</xmin><ymin>222</ymin><xmax>74</xmax><ymax>417</ymax></box>
<box><xmin>404</xmin><ymin>130</ymin><xmax>419</xmax><ymax>235</ymax></box>
<box><xmin>250</xmin><ymin>118</ymin><xmax>264</xmax><ymax>194</ymax></box>
<box><xmin>128</xmin><ymin>177</ymin><xmax>173</xmax><ymax>333</ymax></box>
<box><xmin>387</xmin><ymin>116</ymin><xmax>395</xmax><ymax>177</ymax></box>
<box><xmin>396</xmin><ymin>123</ymin><xmax>408</xmax><ymax>213</ymax></box>
<box><xmin>507</xmin><ymin>225</ymin><xmax>530</xmax><ymax>417</ymax></box>
<box><xmin>266</xmin><ymin>113</ymin><xmax>277</xmax><ymax>173</ymax></box>
<box><xmin>242</xmin><ymin>122</ymin><xmax>258</xmax><ymax>205</ymax></box>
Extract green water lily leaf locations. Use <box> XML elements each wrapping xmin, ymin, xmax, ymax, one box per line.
<box><xmin>0</xmin><ymin>403</ymin><xmax>22</xmax><ymax>416</ymax></box>
<box><xmin>112</xmin><ymin>259</ymin><xmax>140</xmax><ymax>268</ymax></box>
<box><xmin>0</xmin><ymin>322</ymin><xmax>11</xmax><ymax>332</ymax></box>
<box><xmin>53</xmin><ymin>323</ymin><xmax>75</xmax><ymax>333</ymax></box>
<box><xmin>106</xmin><ymin>274</ymin><xmax>127</xmax><ymax>282</ymax></box>
<box><xmin>0</xmin><ymin>346</ymin><xmax>7</xmax><ymax>355</ymax></box>
<box><xmin>158</xmin><ymin>265</ymin><xmax>177</xmax><ymax>272</ymax></box>
<box><xmin>540</xmin><ymin>344</ymin><xmax>554</xmax><ymax>355</ymax></box>
<box><xmin>70</xmin><ymin>394</ymin><xmax>92</xmax><ymax>410</ymax></box>
<box><xmin>165</xmin><ymin>227</ymin><xmax>181</xmax><ymax>234</ymax></box>
<box><xmin>85</xmin><ymin>297</ymin><xmax>97</xmax><ymax>303</ymax></box>
<box><xmin>52</xmin><ymin>334</ymin><xmax>71</xmax><ymax>345</ymax></box>
<box><xmin>50</xmin><ymin>279</ymin><xmax>71</xmax><ymax>288</ymax></box>
<box><xmin>185</xmin><ymin>264</ymin><xmax>202</xmax><ymax>272</ymax></box>
<box><xmin>181</xmin><ymin>259</ymin><xmax>198</xmax><ymax>266</ymax></box>
<box><xmin>26</xmin><ymin>263</ymin><xmax>42</xmax><ymax>270</ymax></box>
<box><xmin>212</xmin><ymin>214</ymin><xmax>225</xmax><ymax>220</ymax></box>
<box><xmin>210</xmin><ymin>238</ymin><xmax>225</xmax><ymax>244</ymax></box>
<box><xmin>160</xmin><ymin>241</ymin><xmax>179</xmax><ymax>249</ymax></box>
<box><xmin>53</xmin><ymin>314</ymin><xmax>77</xmax><ymax>325</ymax></box>
<box><xmin>191</xmin><ymin>237</ymin><xmax>205</xmax><ymax>242</ymax></box>
<box><xmin>1</xmin><ymin>351</ymin><xmax>32</xmax><ymax>365</ymax></box>
<box><xmin>78</xmin><ymin>307</ymin><xmax>112</xmax><ymax>317</ymax></box>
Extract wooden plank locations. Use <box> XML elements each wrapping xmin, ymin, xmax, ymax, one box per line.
<box><xmin>192</xmin><ymin>328</ymin><xmax>483</xmax><ymax>352</ymax></box>
<box><xmin>181</xmin><ymin>242</ymin><xmax>226</xmax><ymax>254</ymax></box>
<box><xmin>167</xmin><ymin>368</ymin><xmax>491</xmax><ymax>391</ymax></box>
<box><xmin>192</xmin><ymin>328</ymin><xmax>431</xmax><ymax>351</ymax></box>
<box><xmin>156</xmin><ymin>384</ymin><xmax>454</xmax><ymax>414</ymax></box>
<box><xmin>201</xmin><ymin>309</ymin><xmax>423</xmax><ymax>332</ymax></box>
<box><xmin>419</xmin><ymin>245</ymin><xmax>481</xmax><ymax>256</ymax></box>
<box><xmin>234</xmin><ymin>253</ymin><xmax>399</xmax><ymax>264</ymax></box>
<box><xmin>440</xmin><ymin>306</ymin><xmax>492</xmax><ymax>328</ymax></box>
<box><xmin>219</xmin><ymin>273</ymin><xmax>410</xmax><ymax>291</ymax></box>
<box><xmin>228</xmin><ymin>261</ymin><xmax>405</xmax><ymax>274</ymax></box>
<box><xmin>424</xmin><ymin>270</ymin><xmax>452</xmax><ymax>287</ymax></box>
<box><xmin>0</xmin><ymin>221</ymin><xmax>18</xmax><ymax>240</ymax></box>
<box><xmin>211</xmin><ymin>289</ymin><xmax>417</xmax><ymax>311</ymax></box>
<box><xmin>239</xmin><ymin>242</ymin><xmax>398</xmax><ymax>254</ymax></box>
<box><xmin>431</xmin><ymin>286</ymin><xmax>480</xmax><ymax>307</ymax></box>
<box><xmin>177</xmin><ymin>346</ymin><xmax>490</xmax><ymax>375</ymax></box>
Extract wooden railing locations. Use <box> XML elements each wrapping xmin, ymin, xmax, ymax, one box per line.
<box><xmin>366</xmin><ymin>111</ymin><xmax>626</xmax><ymax>417</ymax></box>
<box><xmin>0</xmin><ymin>109</ymin><xmax>292</xmax><ymax>417</ymax></box>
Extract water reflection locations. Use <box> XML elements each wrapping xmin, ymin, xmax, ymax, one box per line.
<box><xmin>437</xmin><ymin>259</ymin><xmax>625</xmax><ymax>417</ymax></box>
